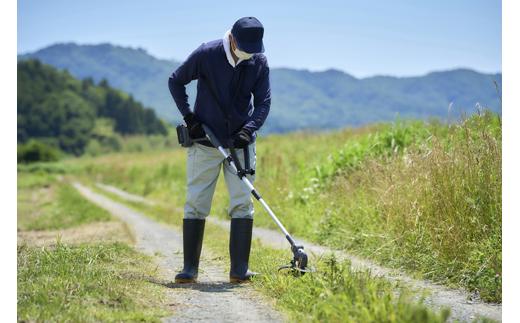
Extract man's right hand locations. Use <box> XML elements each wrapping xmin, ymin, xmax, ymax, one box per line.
<box><xmin>184</xmin><ymin>113</ymin><xmax>206</xmax><ymax>139</ymax></box>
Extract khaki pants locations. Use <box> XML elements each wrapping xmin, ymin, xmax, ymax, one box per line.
<box><xmin>184</xmin><ymin>143</ymin><xmax>256</xmax><ymax>219</ymax></box>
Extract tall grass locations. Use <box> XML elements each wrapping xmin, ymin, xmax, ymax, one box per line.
<box><xmin>381</xmin><ymin>111</ymin><xmax>501</xmax><ymax>301</ymax></box>
<box><xmin>316</xmin><ymin>111</ymin><xmax>501</xmax><ymax>302</ymax></box>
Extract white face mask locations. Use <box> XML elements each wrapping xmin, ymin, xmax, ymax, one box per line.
<box><xmin>233</xmin><ymin>46</ymin><xmax>253</xmax><ymax>60</ymax></box>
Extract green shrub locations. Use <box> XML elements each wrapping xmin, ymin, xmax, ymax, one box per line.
<box><xmin>18</xmin><ymin>140</ymin><xmax>60</xmax><ymax>163</ymax></box>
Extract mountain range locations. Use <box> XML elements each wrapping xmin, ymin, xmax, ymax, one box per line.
<box><xmin>19</xmin><ymin>43</ymin><xmax>502</xmax><ymax>133</ymax></box>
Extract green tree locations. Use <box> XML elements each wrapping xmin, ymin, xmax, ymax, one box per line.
<box><xmin>17</xmin><ymin>59</ymin><xmax>168</xmax><ymax>158</ymax></box>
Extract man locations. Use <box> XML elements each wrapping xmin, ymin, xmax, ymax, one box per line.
<box><xmin>168</xmin><ymin>17</ymin><xmax>271</xmax><ymax>283</ymax></box>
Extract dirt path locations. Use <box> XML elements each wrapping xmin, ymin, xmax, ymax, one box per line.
<box><xmin>73</xmin><ymin>183</ymin><xmax>284</xmax><ymax>323</ymax></box>
<box><xmin>95</xmin><ymin>182</ymin><xmax>502</xmax><ymax>322</ymax></box>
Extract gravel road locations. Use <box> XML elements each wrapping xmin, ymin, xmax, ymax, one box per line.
<box><xmin>95</xmin><ymin>182</ymin><xmax>502</xmax><ymax>322</ymax></box>
<box><xmin>74</xmin><ymin>183</ymin><xmax>284</xmax><ymax>323</ymax></box>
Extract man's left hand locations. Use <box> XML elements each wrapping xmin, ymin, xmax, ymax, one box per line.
<box><xmin>232</xmin><ymin>128</ymin><xmax>253</xmax><ymax>148</ymax></box>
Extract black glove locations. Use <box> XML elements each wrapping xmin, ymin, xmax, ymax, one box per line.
<box><xmin>232</xmin><ymin>128</ymin><xmax>253</xmax><ymax>148</ymax></box>
<box><xmin>184</xmin><ymin>113</ymin><xmax>205</xmax><ymax>139</ymax></box>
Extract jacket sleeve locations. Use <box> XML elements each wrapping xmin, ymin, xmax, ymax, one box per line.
<box><xmin>168</xmin><ymin>44</ymin><xmax>204</xmax><ymax>117</ymax></box>
<box><xmin>244</xmin><ymin>59</ymin><xmax>271</xmax><ymax>133</ymax></box>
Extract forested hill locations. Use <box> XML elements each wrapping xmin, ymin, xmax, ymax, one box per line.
<box><xmin>19</xmin><ymin>43</ymin><xmax>502</xmax><ymax>133</ymax></box>
<box><xmin>18</xmin><ymin>59</ymin><xmax>167</xmax><ymax>156</ymax></box>
<box><xmin>19</xmin><ymin>43</ymin><xmax>181</xmax><ymax>126</ymax></box>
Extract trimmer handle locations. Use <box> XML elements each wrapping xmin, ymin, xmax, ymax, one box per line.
<box><xmin>202</xmin><ymin>124</ymin><xmax>222</xmax><ymax>148</ymax></box>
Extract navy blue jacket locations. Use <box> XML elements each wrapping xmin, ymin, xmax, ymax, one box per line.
<box><xmin>168</xmin><ymin>39</ymin><xmax>271</xmax><ymax>147</ymax></box>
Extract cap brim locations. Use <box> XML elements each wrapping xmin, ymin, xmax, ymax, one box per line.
<box><xmin>236</xmin><ymin>40</ymin><xmax>265</xmax><ymax>54</ymax></box>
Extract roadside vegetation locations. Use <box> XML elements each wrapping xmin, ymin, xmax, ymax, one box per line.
<box><xmin>17</xmin><ymin>171</ymin><xmax>169</xmax><ymax>321</ymax></box>
<box><xmin>18</xmin><ymin>174</ymin><xmax>112</xmax><ymax>231</ymax></box>
<box><xmin>18</xmin><ymin>242</ymin><xmax>168</xmax><ymax>322</ymax></box>
<box><xmin>313</xmin><ymin>112</ymin><xmax>501</xmax><ymax>302</ymax></box>
<box><xmin>94</xmin><ymin>190</ymin><xmax>451</xmax><ymax>322</ymax></box>
<box><xmin>78</xmin><ymin>110</ymin><xmax>501</xmax><ymax>303</ymax></box>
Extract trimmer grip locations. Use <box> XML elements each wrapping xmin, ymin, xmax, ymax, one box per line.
<box><xmin>202</xmin><ymin>124</ymin><xmax>222</xmax><ymax>148</ymax></box>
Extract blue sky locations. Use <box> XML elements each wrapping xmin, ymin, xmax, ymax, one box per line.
<box><xmin>17</xmin><ymin>0</ymin><xmax>501</xmax><ymax>77</ymax></box>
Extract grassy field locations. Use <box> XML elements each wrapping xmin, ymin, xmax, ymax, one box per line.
<box><xmin>74</xmin><ymin>111</ymin><xmax>501</xmax><ymax>303</ymax></box>
<box><xmin>18</xmin><ymin>173</ymin><xmax>112</xmax><ymax>230</ymax></box>
<box><xmin>17</xmin><ymin>242</ymin><xmax>168</xmax><ymax>322</ymax></box>
<box><xmin>17</xmin><ymin>172</ymin><xmax>169</xmax><ymax>321</ymax></box>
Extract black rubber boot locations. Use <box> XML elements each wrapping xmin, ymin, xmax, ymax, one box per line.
<box><xmin>175</xmin><ymin>219</ymin><xmax>205</xmax><ymax>283</ymax></box>
<box><xmin>229</xmin><ymin>218</ymin><xmax>258</xmax><ymax>283</ymax></box>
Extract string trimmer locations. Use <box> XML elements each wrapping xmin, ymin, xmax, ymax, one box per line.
<box><xmin>202</xmin><ymin>124</ymin><xmax>312</xmax><ymax>275</ymax></box>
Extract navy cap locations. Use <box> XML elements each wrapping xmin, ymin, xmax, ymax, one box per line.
<box><xmin>231</xmin><ymin>17</ymin><xmax>265</xmax><ymax>54</ymax></box>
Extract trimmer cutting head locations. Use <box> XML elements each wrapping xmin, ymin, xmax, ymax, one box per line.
<box><xmin>278</xmin><ymin>245</ymin><xmax>314</xmax><ymax>275</ymax></box>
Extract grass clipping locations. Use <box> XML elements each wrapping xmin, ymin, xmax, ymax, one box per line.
<box><xmin>17</xmin><ymin>242</ymin><xmax>169</xmax><ymax>322</ymax></box>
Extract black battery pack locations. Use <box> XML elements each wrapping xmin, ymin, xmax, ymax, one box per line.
<box><xmin>176</xmin><ymin>124</ymin><xmax>194</xmax><ymax>147</ymax></box>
